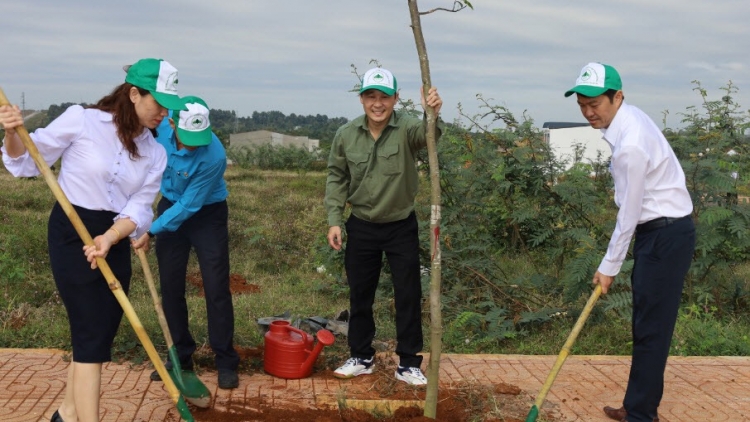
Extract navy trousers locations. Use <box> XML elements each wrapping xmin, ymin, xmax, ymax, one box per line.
<box><xmin>623</xmin><ymin>217</ymin><xmax>695</xmax><ymax>422</ymax></box>
<box><xmin>49</xmin><ymin>202</ymin><xmax>131</xmax><ymax>363</ymax></box>
<box><xmin>155</xmin><ymin>198</ymin><xmax>239</xmax><ymax>371</ymax></box>
<box><xmin>344</xmin><ymin>212</ymin><xmax>424</xmax><ymax>368</ymax></box>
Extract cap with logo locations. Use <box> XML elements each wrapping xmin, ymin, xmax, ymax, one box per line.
<box><xmin>564</xmin><ymin>62</ymin><xmax>622</xmax><ymax>98</ymax></box>
<box><xmin>359</xmin><ymin>67</ymin><xmax>398</xmax><ymax>97</ymax></box>
<box><xmin>125</xmin><ymin>58</ymin><xmax>186</xmax><ymax>111</ymax></box>
<box><xmin>175</xmin><ymin>96</ymin><xmax>212</xmax><ymax>147</ymax></box>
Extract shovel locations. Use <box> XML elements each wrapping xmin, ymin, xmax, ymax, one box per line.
<box><xmin>135</xmin><ymin>247</ymin><xmax>212</xmax><ymax>408</ymax></box>
<box><xmin>525</xmin><ymin>284</ymin><xmax>602</xmax><ymax>422</ymax></box>
<box><xmin>0</xmin><ymin>88</ymin><xmax>195</xmax><ymax>422</ymax></box>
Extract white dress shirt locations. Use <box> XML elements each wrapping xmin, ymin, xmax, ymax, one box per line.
<box><xmin>598</xmin><ymin>102</ymin><xmax>693</xmax><ymax>276</ymax></box>
<box><xmin>2</xmin><ymin>105</ymin><xmax>167</xmax><ymax>238</ymax></box>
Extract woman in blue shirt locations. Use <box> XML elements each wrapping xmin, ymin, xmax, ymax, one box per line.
<box><xmin>133</xmin><ymin>96</ymin><xmax>240</xmax><ymax>390</ymax></box>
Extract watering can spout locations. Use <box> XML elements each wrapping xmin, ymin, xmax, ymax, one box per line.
<box><xmin>300</xmin><ymin>329</ymin><xmax>336</xmax><ymax>376</ymax></box>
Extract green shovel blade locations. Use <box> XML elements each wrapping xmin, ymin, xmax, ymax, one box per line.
<box><xmin>167</xmin><ymin>347</ymin><xmax>211</xmax><ymax>408</ymax></box>
<box><xmin>525</xmin><ymin>404</ymin><xmax>539</xmax><ymax>422</ymax></box>
<box><xmin>176</xmin><ymin>395</ymin><xmax>195</xmax><ymax>422</ymax></box>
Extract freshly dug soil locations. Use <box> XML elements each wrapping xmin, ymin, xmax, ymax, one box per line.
<box><xmin>168</xmin><ymin>385</ymin><xmax>532</xmax><ymax>422</ymax></box>
<box><xmin>164</xmin><ymin>365</ymin><xmax>560</xmax><ymax>422</ymax></box>
<box><xmin>170</xmin><ymin>273</ymin><xmax>565</xmax><ymax>422</ymax></box>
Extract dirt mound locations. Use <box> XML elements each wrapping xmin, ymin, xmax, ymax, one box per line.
<box><xmin>170</xmin><ymin>384</ymin><xmax>530</xmax><ymax>422</ymax></box>
<box><xmin>164</xmin><ymin>357</ymin><xmax>559</xmax><ymax>422</ymax></box>
<box><xmin>187</xmin><ymin>272</ymin><xmax>261</xmax><ymax>296</ymax></box>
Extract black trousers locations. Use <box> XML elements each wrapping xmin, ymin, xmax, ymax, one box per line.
<box><xmin>344</xmin><ymin>212</ymin><xmax>423</xmax><ymax>368</ymax></box>
<box><xmin>623</xmin><ymin>217</ymin><xmax>695</xmax><ymax>422</ymax></box>
<box><xmin>155</xmin><ymin>198</ymin><xmax>239</xmax><ymax>371</ymax></box>
<box><xmin>48</xmin><ymin>202</ymin><xmax>131</xmax><ymax>363</ymax></box>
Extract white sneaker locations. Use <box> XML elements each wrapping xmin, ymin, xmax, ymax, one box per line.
<box><xmin>395</xmin><ymin>366</ymin><xmax>427</xmax><ymax>385</ymax></box>
<box><xmin>333</xmin><ymin>357</ymin><xmax>374</xmax><ymax>378</ymax></box>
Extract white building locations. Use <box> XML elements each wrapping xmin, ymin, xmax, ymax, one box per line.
<box><xmin>542</xmin><ymin>122</ymin><xmax>610</xmax><ymax>168</ymax></box>
<box><xmin>229</xmin><ymin>130</ymin><xmax>320</xmax><ymax>153</ymax></box>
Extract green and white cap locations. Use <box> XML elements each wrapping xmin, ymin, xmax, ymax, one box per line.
<box><xmin>125</xmin><ymin>58</ymin><xmax>186</xmax><ymax>111</ymax></box>
<box><xmin>175</xmin><ymin>96</ymin><xmax>212</xmax><ymax>147</ymax></box>
<box><xmin>564</xmin><ymin>62</ymin><xmax>622</xmax><ymax>98</ymax></box>
<box><xmin>359</xmin><ymin>67</ymin><xmax>398</xmax><ymax>96</ymax></box>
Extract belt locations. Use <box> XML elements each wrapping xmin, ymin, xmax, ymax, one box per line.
<box><xmin>636</xmin><ymin>215</ymin><xmax>691</xmax><ymax>234</ymax></box>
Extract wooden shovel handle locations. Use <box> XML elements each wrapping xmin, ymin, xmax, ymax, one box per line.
<box><xmin>533</xmin><ymin>284</ymin><xmax>602</xmax><ymax>409</ymax></box>
<box><xmin>136</xmin><ymin>247</ymin><xmax>176</xmax><ymax>348</ymax></box>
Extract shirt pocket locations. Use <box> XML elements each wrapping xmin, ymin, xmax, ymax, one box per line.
<box><xmin>346</xmin><ymin>152</ymin><xmax>370</xmax><ymax>180</ymax></box>
<box><xmin>378</xmin><ymin>143</ymin><xmax>401</xmax><ymax>175</ymax></box>
<box><xmin>169</xmin><ymin>166</ymin><xmax>191</xmax><ymax>193</ymax></box>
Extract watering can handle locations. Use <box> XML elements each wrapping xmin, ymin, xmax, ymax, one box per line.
<box><xmin>286</xmin><ymin>325</ymin><xmax>309</xmax><ymax>340</ymax></box>
<box><xmin>287</xmin><ymin>325</ymin><xmax>335</xmax><ymax>347</ymax></box>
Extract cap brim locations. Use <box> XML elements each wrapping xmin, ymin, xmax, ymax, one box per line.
<box><xmin>152</xmin><ymin>91</ymin><xmax>188</xmax><ymax>111</ymax></box>
<box><xmin>360</xmin><ymin>86</ymin><xmax>396</xmax><ymax>96</ymax></box>
<box><xmin>176</xmin><ymin>127</ymin><xmax>212</xmax><ymax>147</ymax></box>
<box><xmin>564</xmin><ymin>85</ymin><xmax>609</xmax><ymax>98</ymax></box>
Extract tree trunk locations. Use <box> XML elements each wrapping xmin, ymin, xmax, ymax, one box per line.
<box><xmin>407</xmin><ymin>1</ymin><xmax>442</xmax><ymax>418</ymax></box>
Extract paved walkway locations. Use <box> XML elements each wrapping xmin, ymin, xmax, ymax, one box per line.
<box><xmin>1</xmin><ymin>348</ymin><xmax>748</xmax><ymax>421</ymax></box>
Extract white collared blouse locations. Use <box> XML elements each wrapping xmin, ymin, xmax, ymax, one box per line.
<box><xmin>2</xmin><ymin>105</ymin><xmax>167</xmax><ymax>238</ymax></box>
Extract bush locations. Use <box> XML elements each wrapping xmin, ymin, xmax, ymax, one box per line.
<box><xmin>227</xmin><ymin>144</ymin><xmax>321</xmax><ymax>172</ymax></box>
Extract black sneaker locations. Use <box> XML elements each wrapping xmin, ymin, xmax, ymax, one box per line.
<box><xmin>150</xmin><ymin>361</ymin><xmax>195</xmax><ymax>381</ymax></box>
<box><xmin>218</xmin><ymin>368</ymin><xmax>239</xmax><ymax>389</ymax></box>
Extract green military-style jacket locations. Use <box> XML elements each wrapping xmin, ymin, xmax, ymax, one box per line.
<box><xmin>325</xmin><ymin>110</ymin><xmax>443</xmax><ymax>227</ymax></box>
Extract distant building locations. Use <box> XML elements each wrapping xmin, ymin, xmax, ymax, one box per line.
<box><xmin>229</xmin><ymin>130</ymin><xmax>319</xmax><ymax>153</ymax></box>
<box><xmin>542</xmin><ymin>122</ymin><xmax>610</xmax><ymax>168</ymax></box>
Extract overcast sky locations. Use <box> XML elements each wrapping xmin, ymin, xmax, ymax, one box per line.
<box><xmin>4</xmin><ymin>1</ymin><xmax>749</xmax><ymax>130</ymax></box>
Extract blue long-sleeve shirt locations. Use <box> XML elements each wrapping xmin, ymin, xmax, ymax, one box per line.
<box><xmin>149</xmin><ymin>117</ymin><xmax>228</xmax><ymax>235</ymax></box>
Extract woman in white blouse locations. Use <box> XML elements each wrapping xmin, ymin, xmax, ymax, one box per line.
<box><xmin>0</xmin><ymin>58</ymin><xmax>184</xmax><ymax>422</ymax></box>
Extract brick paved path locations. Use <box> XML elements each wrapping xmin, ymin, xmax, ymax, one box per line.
<box><xmin>1</xmin><ymin>349</ymin><xmax>748</xmax><ymax>421</ymax></box>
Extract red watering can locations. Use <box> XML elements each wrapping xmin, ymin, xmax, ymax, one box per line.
<box><xmin>264</xmin><ymin>320</ymin><xmax>335</xmax><ymax>379</ymax></box>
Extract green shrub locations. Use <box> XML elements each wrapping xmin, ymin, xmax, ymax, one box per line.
<box><xmin>672</xmin><ymin>304</ymin><xmax>750</xmax><ymax>356</ymax></box>
<box><xmin>227</xmin><ymin>144</ymin><xmax>320</xmax><ymax>172</ymax></box>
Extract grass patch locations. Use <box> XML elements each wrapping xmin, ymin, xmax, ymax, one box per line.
<box><xmin>1</xmin><ymin>166</ymin><xmax>749</xmax><ymax>366</ymax></box>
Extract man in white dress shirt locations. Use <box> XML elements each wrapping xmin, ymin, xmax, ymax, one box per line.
<box><xmin>565</xmin><ymin>62</ymin><xmax>695</xmax><ymax>422</ymax></box>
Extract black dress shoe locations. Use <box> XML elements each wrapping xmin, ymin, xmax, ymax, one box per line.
<box><xmin>51</xmin><ymin>410</ymin><xmax>64</xmax><ymax>422</ymax></box>
<box><xmin>218</xmin><ymin>368</ymin><xmax>239</xmax><ymax>389</ymax></box>
<box><xmin>150</xmin><ymin>361</ymin><xmax>172</xmax><ymax>381</ymax></box>
<box><xmin>603</xmin><ymin>405</ymin><xmax>659</xmax><ymax>422</ymax></box>
<box><xmin>151</xmin><ymin>361</ymin><xmax>190</xmax><ymax>381</ymax></box>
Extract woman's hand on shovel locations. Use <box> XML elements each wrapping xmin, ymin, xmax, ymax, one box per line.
<box><xmin>0</xmin><ymin>104</ymin><xmax>23</xmax><ymax>130</ymax></box>
<box><xmin>0</xmin><ymin>104</ymin><xmax>27</xmax><ymax>158</ymax></box>
<box><xmin>83</xmin><ymin>232</ymin><xmax>118</xmax><ymax>269</ymax></box>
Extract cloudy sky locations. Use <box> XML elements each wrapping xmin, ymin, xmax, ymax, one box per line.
<box><xmin>4</xmin><ymin>1</ymin><xmax>749</xmax><ymax>130</ymax></box>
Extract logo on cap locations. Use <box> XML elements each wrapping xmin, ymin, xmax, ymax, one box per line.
<box><xmin>359</xmin><ymin>67</ymin><xmax>397</xmax><ymax>96</ymax></box>
<box><xmin>157</xmin><ymin>61</ymin><xmax>179</xmax><ymax>95</ymax></box>
<box><xmin>187</xmin><ymin>115</ymin><xmax>208</xmax><ymax>131</ymax></box>
<box><xmin>579</xmin><ymin>66</ymin><xmax>601</xmax><ymax>85</ymax></box>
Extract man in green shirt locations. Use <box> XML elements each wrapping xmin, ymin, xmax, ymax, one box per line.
<box><xmin>324</xmin><ymin>67</ymin><xmax>443</xmax><ymax>386</ymax></box>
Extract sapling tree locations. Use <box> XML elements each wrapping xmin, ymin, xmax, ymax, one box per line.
<box><xmin>406</xmin><ymin>0</ymin><xmax>473</xmax><ymax>418</ymax></box>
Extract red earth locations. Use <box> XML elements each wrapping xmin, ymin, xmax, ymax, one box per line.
<box><xmin>172</xmin><ymin>273</ymin><xmax>562</xmax><ymax>422</ymax></box>
<box><xmin>168</xmin><ymin>375</ymin><xmax>539</xmax><ymax>422</ymax></box>
<box><xmin>187</xmin><ymin>272</ymin><xmax>262</xmax><ymax>296</ymax></box>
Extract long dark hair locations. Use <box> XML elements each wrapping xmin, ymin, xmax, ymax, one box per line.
<box><xmin>89</xmin><ymin>83</ymin><xmax>152</xmax><ymax>159</ymax></box>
